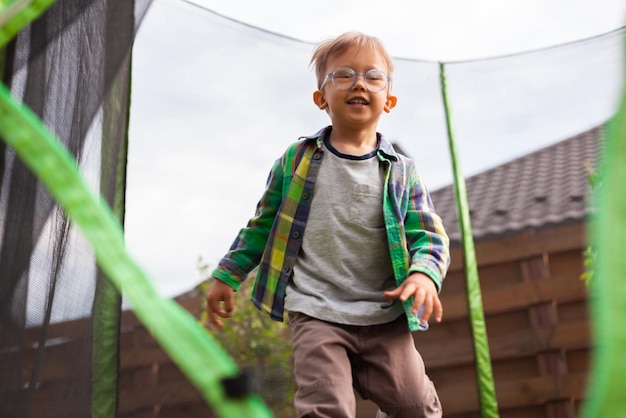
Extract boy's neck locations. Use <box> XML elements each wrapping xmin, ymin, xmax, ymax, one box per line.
<box><xmin>328</xmin><ymin>126</ymin><xmax>378</xmax><ymax>156</ymax></box>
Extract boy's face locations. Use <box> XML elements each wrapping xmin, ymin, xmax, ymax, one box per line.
<box><xmin>313</xmin><ymin>46</ymin><xmax>397</xmax><ymax>131</ymax></box>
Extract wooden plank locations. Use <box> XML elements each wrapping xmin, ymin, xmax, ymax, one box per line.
<box><xmin>118</xmin><ymin>376</ymin><xmax>205</xmax><ymax>414</ymax></box>
<box><xmin>437</xmin><ymin>373</ymin><xmax>587</xmax><ymax>415</ymax></box>
<box><xmin>159</xmin><ymin>402</ymin><xmax>215</xmax><ymax>418</ymax></box>
<box><xmin>0</xmin><ymin>316</ymin><xmax>91</xmax><ymax>350</ymax></box>
<box><xmin>121</xmin><ymin>291</ymin><xmax>201</xmax><ymax>329</ymax></box>
<box><xmin>498</xmin><ymin>405</ymin><xmax>548</xmax><ymax>418</ymax></box>
<box><xmin>117</xmin><ymin>407</ymin><xmax>159</xmax><ymax>418</ymax></box>
<box><xmin>566</xmin><ymin>348</ymin><xmax>591</xmax><ymax>373</ymax></box>
<box><xmin>558</xmin><ymin>300</ymin><xmax>589</xmax><ymax>323</ymax></box>
<box><xmin>0</xmin><ymin>338</ymin><xmax>89</xmax><ymax>385</ymax></box>
<box><xmin>550</xmin><ymin>321</ymin><xmax>591</xmax><ymax>349</ymax></box>
<box><xmin>545</xmin><ymin>399</ymin><xmax>577</xmax><ymax>418</ymax></box>
<box><xmin>120</xmin><ymin>344</ymin><xmax>170</xmax><ymax>369</ymax></box>
<box><xmin>429</xmin><ymin>355</ymin><xmax>542</xmax><ymax>392</ymax></box>
<box><xmin>484</xmin><ymin>310</ymin><xmax>533</xmax><ymax>336</ymax></box>
<box><xmin>441</xmin><ymin>270</ymin><xmax>588</xmax><ymax>321</ymax></box>
<box><xmin>6</xmin><ymin>379</ymin><xmax>92</xmax><ymax>418</ymax></box>
<box><xmin>478</xmin><ymin>261</ymin><xmax>526</xmax><ymax>289</ymax></box>
<box><xmin>497</xmin><ymin>374</ymin><xmax>577</xmax><ymax>410</ymax></box>
<box><xmin>449</xmin><ymin>224</ymin><xmax>585</xmax><ymax>272</ymax></box>
<box><xmin>419</xmin><ymin>318</ymin><xmax>591</xmax><ymax>369</ymax></box>
<box><xmin>439</xmin><ymin>260</ymin><xmax>524</xmax><ymax>301</ymax></box>
<box><xmin>118</xmin><ymin>401</ymin><xmax>215</xmax><ymax>418</ymax></box>
<box><xmin>549</xmin><ymin>250</ymin><xmax>585</xmax><ymax>274</ymax></box>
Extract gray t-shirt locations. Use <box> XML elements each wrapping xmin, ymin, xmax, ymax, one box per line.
<box><xmin>284</xmin><ymin>140</ymin><xmax>403</xmax><ymax>325</ymax></box>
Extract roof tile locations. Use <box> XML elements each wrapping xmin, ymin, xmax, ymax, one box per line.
<box><xmin>430</xmin><ymin>125</ymin><xmax>602</xmax><ymax>244</ymax></box>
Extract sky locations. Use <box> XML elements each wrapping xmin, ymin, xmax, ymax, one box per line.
<box><xmin>189</xmin><ymin>0</ymin><xmax>626</xmax><ymax>61</ymax></box>
<box><xmin>124</xmin><ymin>0</ymin><xmax>626</xmax><ymax>298</ymax></box>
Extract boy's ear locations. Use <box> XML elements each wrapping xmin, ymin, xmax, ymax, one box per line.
<box><xmin>313</xmin><ymin>90</ymin><xmax>328</xmax><ymax>110</ymax></box>
<box><xmin>384</xmin><ymin>94</ymin><xmax>397</xmax><ymax>113</ymax></box>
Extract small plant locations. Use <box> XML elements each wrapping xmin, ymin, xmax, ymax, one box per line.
<box><xmin>581</xmin><ymin>246</ymin><xmax>596</xmax><ymax>286</ymax></box>
<box><xmin>582</xmin><ymin>158</ymin><xmax>603</xmax><ymax>287</ymax></box>
<box><xmin>197</xmin><ymin>257</ymin><xmax>296</xmax><ymax>418</ymax></box>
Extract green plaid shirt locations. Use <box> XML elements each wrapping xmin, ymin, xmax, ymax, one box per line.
<box><xmin>212</xmin><ymin>126</ymin><xmax>450</xmax><ymax>332</ymax></box>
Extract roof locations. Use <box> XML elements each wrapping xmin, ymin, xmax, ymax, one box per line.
<box><xmin>429</xmin><ymin>125</ymin><xmax>603</xmax><ymax>245</ymax></box>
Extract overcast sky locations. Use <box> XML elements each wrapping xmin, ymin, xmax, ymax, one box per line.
<box><xmin>125</xmin><ymin>0</ymin><xmax>626</xmax><ymax>298</ymax></box>
<box><xmin>190</xmin><ymin>0</ymin><xmax>626</xmax><ymax>61</ymax></box>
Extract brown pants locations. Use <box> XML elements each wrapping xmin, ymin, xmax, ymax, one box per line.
<box><xmin>288</xmin><ymin>312</ymin><xmax>442</xmax><ymax>418</ymax></box>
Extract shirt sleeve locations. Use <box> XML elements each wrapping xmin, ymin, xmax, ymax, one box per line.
<box><xmin>404</xmin><ymin>166</ymin><xmax>451</xmax><ymax>292</ymax></box>
<box><xmin>211</xmin><ymin>153</ymin><xmax>287</xmax><ymax>290</ymax></box>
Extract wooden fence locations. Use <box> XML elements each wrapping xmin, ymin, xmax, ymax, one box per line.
<box><xmin>1</xmin><ymin>222</ymin><xmax>591</xmax><ymax>417</ymax></box>
<box><xmin>118</xmin><ymin>297</ymin><xmax>214</xmax><ymax>418</ymax></box>
<box><xmin>358</xmin><ymin>222</ymin><xmax>591</xmax><ymax>417</ymax></box>
<box><xmin>118</xmin><ymin>222</ymin><xmax>591</xmax><ymax>417</ymax></box>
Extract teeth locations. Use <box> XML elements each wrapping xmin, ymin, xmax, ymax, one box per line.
<box><xmin>348</xmin><ymin>99</ymin><xmax>368</xmax><ymax>105</ymax></box>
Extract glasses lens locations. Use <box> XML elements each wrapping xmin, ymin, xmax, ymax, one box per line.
<box><xmin>331</xmin><ymin>68</ymin><xmax>356</xmax><ymax>90</ymax></box>
<box><xmin>364</xmin><ymin>69</ymin><xmax>388</xmax><ymax>92</ymax></box>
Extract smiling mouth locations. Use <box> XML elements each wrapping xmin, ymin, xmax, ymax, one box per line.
<box><xmin>347</xmin><ymin>98</ymin><xmax>369</xmax><ymax>105</ymax></box>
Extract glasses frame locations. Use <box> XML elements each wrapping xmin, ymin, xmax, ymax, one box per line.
<box><xmin>320</xmin><ymin>67</ymin><xmax>391</xmax><ymax>93</ymax></box>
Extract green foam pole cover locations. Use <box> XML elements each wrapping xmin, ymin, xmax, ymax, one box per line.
<box><xmin>579</xmin><ymin>38</ymin><xmax>626</xmax><ymax>418</ymax></box>
<box><xmin>439</xmin><ymin>62</ymin><xmax>499</xmax><ymax>417</ymax></box>
<box><xmin>0</xmin><ymin>0</ymin><xmax>57</xmax><ymax>48</ymax></box>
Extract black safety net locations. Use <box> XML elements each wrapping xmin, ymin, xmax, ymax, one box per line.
<box><xmin>0</xmin><ymin>1</ymin><xmax>152</xmax><ymax>416</ymax></box>
<box><xmin>0</xmin><ymin>0</ymin><xmax>624</xmax><ymax>417</ymax></box>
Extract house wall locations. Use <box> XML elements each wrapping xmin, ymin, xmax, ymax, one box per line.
<box><xmin>1</xmin><ymin>223</ymin><xmax>591</xmax><ymax>417</ymax></box>
<box><xmin>358</xmin><ymin>222</ymin><xmax>591</xmax><ymax>417</ymax></box>
<box><xmin>117</xmin><ymin>222</ymin><xmax>591</xmax><ymax>418</ymax></box>
<box><xmin>117</xmin><ymin>297</ymin><xmax>214</xmax><ymax>418</ymax></box>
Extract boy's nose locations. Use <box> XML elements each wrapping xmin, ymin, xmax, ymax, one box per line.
<box><xmin>352</xmin><ymin>74</ymin><xmax>367</xmax><ymax>89</ymax></box>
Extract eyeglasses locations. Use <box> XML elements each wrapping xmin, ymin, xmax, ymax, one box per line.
<box><xmin>320</xmin><ymin>67</ymin><xmax>391</xmax><ymax>93</ymax></box>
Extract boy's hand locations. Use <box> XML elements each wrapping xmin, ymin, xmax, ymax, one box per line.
<box><xmin>206</xmin><ymin>280</ymin><xmax>235</xmax><ymax>328</ymax></box>
<box><xmin>384</xmin><ymin>272</ymin><xmax>443</xmax><ymax>325</ymax></box>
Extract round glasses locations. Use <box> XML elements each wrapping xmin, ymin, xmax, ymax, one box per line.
<box><xmin>320</xmin><ymin>67</ymin><xmax>391</xmax><ymax>92</ymax></box>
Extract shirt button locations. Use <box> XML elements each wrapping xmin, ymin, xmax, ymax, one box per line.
<box><xmin>283</xmin><ymin>266</ymin><xmax>292</xmax><ymax>274</ymax></box>
<box><xmin>313</xmin><ymin>153</ymin><xmax>321</xmax><ymax>160</ymax></box>
<box><xmin>302</xmin><ymin>192</ymin><xmax>310</xmax><ymax>200</ymax></box>
<box><xmin>292</xmin><ymin>231</ymin><xmax>301</xmax><ymax>239</ymax></box>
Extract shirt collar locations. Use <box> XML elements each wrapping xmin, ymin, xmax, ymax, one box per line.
<box><xmin>377</xmin><ymin>135</ymin><xmax>399</xmax><ymax>161</ymax></box>
<box><xmin>299</xmin><ymin>125</ymin><xmax>399</xmax><ymax>161</ymax></box>
<box><xmin>299</xmin><ymin>126</ymin><xmax>330</xmax><ymax>149</ymax></box>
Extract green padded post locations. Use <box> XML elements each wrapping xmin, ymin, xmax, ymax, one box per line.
<box><xmin>579</xmin><ymin>36</ymin><xmax>626</xmax><ymax>418</ymax></box>
<box><xmin>439</xmin><ymin>62</ymin><xmax>500</xmax><ymax>418</ymax></box>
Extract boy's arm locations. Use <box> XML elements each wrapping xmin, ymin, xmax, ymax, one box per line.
<box><xmin>403</xmin><ymin>168</ymin><xmax>450</xmax><ymax>292</ymax></box>
<box><xmin>206</xmin><ymin>154</ymin><xmax>287</xmax><ymax>326</ymax></box>
<box><xmin>210</xmin><ymin>156</ymin><xmax>287</xmax><ymax>289</ymax></box>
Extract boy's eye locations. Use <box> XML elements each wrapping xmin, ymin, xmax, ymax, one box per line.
<box><xmin>366</xmin><ymin>70</ymin><xmax>385</xmax><ymax>81</ymax></box>
<box><xmin>334</xmin><ymin>71</ymin><xmax>353</xmax><ymax>79</ymax></box>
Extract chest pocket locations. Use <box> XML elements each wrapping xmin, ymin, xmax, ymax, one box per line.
<box><xmin>350</xmin><ymin>183</ymin><xmax>385</xmax><ymax>228</ymax></box>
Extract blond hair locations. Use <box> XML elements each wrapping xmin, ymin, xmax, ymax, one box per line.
<box><xmin>310</xmin><ymin>31</ymin><xmax>394</xmax><ymax>89</ymax></box>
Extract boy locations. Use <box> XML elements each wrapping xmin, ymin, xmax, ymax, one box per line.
<box><xmin>207</xmin><ymin>32</ymin><xmax>450</xmax><ymax>418</ymax></box>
